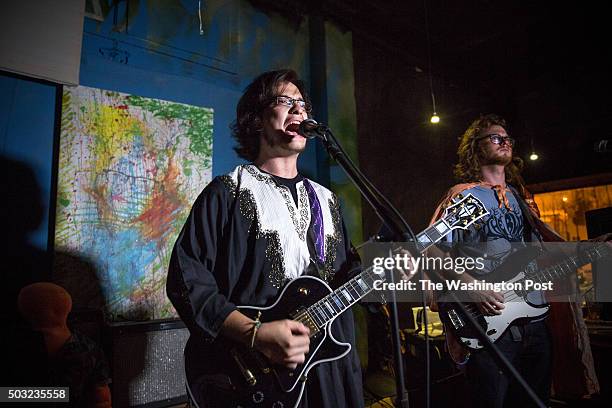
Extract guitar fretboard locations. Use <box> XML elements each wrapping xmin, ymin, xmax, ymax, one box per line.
<box><xmin>305</xmin><ymin>224</ymin><xmax>448</xmax><ymax>328</ymax></box>
<box><xmin>306</xmin><ymin>267</ymin><xmax>379</xmax><ymax>328</ymax></box>
<box><xmin>415</xmin><ymin>218</ymin><xmax>454</xmax><ymax>252</ymax></box>
<box><xmin>521</xmin><ymin>244</ymin><xmax>609</xmax><ymax>285</ymax></box>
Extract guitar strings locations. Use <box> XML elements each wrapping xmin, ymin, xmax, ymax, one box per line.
<box><xmin>468</xmin><ymin>245</ymin><xmax>604</xmax><ymax>303</ymax></box>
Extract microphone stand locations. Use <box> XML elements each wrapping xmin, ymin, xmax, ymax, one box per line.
<box><xmin>308</xmin><ymin>126</ymin><xmax>546</xmax><ymax>408</ymax></box>
<box><xmin>309</xmin><ymin>125</ymin><xmax>412</xmax><ymax>408</ymax></box>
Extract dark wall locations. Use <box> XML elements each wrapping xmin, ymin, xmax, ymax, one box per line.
<box><xmin>353</xmin><ymin>37</ymin><xmax>483</xmax><ymax>237</ymax></box>
<box><xmin>425</xmin><ymin>2</ymin><xmax>612</xmax><ymax>185</ymax></box>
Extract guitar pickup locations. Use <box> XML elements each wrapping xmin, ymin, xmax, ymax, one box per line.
<box><xmin>291</xmin><ymin>309</ymin><xmax>320</xmax><ymax>336</ymax></box>
<box><xmin>304</xmin><ymin>316</ymin><xmax>320</xmax><ymax>336</ymax></box>
<box><xmin>447</xmin><ymin>309</ymin><xmax>464</xmax><ymax>330</ymax></box>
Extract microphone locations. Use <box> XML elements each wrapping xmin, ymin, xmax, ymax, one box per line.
<box><xmin>298</xmin><ymin>119</ymin><xmax>328</xmax><ymax>139</ymax></box>
<box><xmin>594</xmin><ymin>139</ymin><xmax>611</xmax><ymax>153</ymax></box>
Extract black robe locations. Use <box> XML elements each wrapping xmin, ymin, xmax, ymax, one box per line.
<box><xmin>166</xmin><ymin>165</ymin><xmax>364</xmax><ymax>407</ymax></box>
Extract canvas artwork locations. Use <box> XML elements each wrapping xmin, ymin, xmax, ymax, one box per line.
<box><xmin>55</xmin><ymin>85</ymin><xmax>213</xmax><ymax>320</ymax></box>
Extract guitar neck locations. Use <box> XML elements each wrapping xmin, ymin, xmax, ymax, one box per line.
<box><xmin>415</xmin><ymin>218</ymin><xmax>454</xmax><ymax>252</ymax></box>
<box><xmin>306</xmin><ymin>219</ymin><xmax>449</xmax><ymax>328</ymax></box>
<box><xmin>527</xmin><ymin>243</ymin><xmax>609</xmax><ymax>284</ymax></box>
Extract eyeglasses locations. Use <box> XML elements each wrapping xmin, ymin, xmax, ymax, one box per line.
<box><xmin>272</xmin><ymin>95</ymin><xmax>312</xmax><ymax>112</ymax></box>
<box><xmin>480</xmin><ymin>133</ymin><xmax>515</xmax><ymax>147</ymax></box>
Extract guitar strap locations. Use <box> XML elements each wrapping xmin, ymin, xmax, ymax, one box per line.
<box><xmin>508</xmin><ymin>185</ymin><xmax>542</xmax><ymax>244</ymax></box>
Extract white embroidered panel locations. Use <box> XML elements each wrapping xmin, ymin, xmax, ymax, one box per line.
<box><xmin>227</xmin><ymin>165</ymin><xmax>338</xmax><ymax>282</ymax></box>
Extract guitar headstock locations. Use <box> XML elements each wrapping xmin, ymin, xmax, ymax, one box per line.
<box><xmin>442</xmin><ymin>193</ymin><xmax>488</xmax><ymax>231</ymax></box>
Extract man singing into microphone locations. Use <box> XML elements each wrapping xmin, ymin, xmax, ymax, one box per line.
<box><xmin>166</xmin><ymin>69</ymin><xmax>364</xmax><ymax>407</ymax></box>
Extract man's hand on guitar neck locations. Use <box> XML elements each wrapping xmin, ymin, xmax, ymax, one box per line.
<box><xmin>221</xmin><ymin>310</ymin><xmax>310</xmax><ymax>369</ymax></box>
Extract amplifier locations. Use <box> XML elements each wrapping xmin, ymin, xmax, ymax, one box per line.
<box><xmin>106</xmin><ymin>319</ymin><xmax>189</xmax><ymax>407</ymax></box>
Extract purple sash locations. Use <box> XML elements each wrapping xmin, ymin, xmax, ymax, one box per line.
<box><xmin>303</xmin><ymin>179</ymin><xmax>325</xmax><ymax>264</ymax></box>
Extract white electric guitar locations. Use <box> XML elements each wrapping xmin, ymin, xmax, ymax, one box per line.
<box><xmin>438</xmin><ymin>243</ymin><xmax>611</xmax><ymax>350</ymax></box>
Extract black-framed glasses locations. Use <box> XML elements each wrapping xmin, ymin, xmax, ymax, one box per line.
<box><xmin>480</xmin><ymin>133</ymin><xmax>515</xmax><ymax>147</ymax></box>
<box><xmin>272</xmin><ymin>95</ymin><xmax>312</xmax><ymax>112</ymax></box>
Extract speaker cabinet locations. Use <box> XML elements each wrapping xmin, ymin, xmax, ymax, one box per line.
<box><xmin>107</xmin><ymin>319</ymin><xmax>189</xmax><ymax>407</ymax></box>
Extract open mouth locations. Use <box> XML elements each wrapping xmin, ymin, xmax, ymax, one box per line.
<box><xmin>285</xmin><ymin>121</ymin><xmax>302</xmax><ymax>136</ymax></box>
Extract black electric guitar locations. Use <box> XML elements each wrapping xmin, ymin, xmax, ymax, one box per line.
<box><xmin>187</xmin><ymin>194</ymin><xmax>487</xmax><ymax>408</ymax></box>
<box><xmin>438</xmin><ymin>242</ymin><xmax>611</xmax><ymax>351</ymax></box>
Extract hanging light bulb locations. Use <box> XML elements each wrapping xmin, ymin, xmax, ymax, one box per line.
<box><xmin>424</xmin><ymin>0</ymin><xmax>439</xmax><ymax>125</ymax></box>
<box><xmin>529</xmin><ymin>137</ymin><xmax>538</xmax><ymax>161</ymax></box>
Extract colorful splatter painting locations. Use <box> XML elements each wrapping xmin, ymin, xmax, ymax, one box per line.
<box><xmin>55</xmin><ymin>85</ymin><xmax>213</xmax><ymax>320</ymax></box>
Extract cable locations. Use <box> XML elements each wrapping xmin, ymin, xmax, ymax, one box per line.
<box><xmin>420</xmin><ymin>266</ymin><xmax>430</xmax><ymax>408</ymax></box>
<box><xmin>363</xmin><ymin>387</ymin><xmax>395</xmax><ymax>408</ymax></box>
<box><xmin>423</xmin><ymin>0</ymin><xmax>437</xmax><ymax>116</ymax></box>
<box><xmin>198</xmin><ymin>0</ymin><xmax>204</xmax><ymax>35</ymax></box>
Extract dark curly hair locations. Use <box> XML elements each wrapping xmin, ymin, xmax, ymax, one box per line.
<box><xmin>231</xmin><ymin>69</ymin><xmax>310</xmax><ymax>162</ymax></box>
<box><xmin>454</xmin><ymin>114</ymin><xmax>526</xmax><ymax>192</ymax></box>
